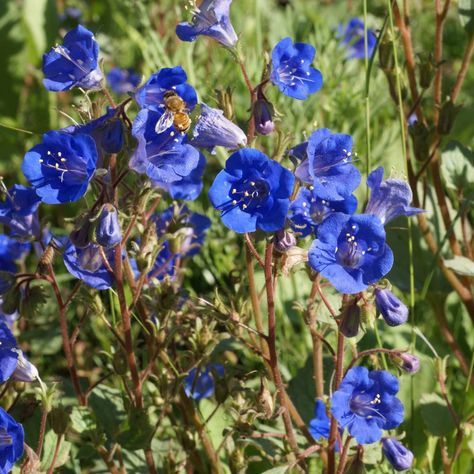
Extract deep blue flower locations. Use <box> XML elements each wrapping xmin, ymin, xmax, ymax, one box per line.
<box><xmin>63</xmin><ymin>241</ymin><xmax>114</xmax><ymax>290</ymax></box>
<box><xmin>287</xmin><ymin>141</ymin><xmax>308</xmax><ymax>162</ymax></box>
<box><xmin>96</xmin><ymin>204</ymin><xmax>122</xmax><ymax>248</ymax></box>
<box><xmin>0</xmin><ymin>323</ymin><xmax>19</xmax><ymax>384</ymax></box>
<box><xmin>331</xmin><ymin>367</ymin><xmax>404</xmax><ymax>444</ymax></box>
<box><xmin>107</xmin><ymin>67</ymin><xmax>141</xmax><ymax>94</ymax></box>
<box><xmin>0</xmin><ymin>235</ymin><xmax>30</xmax><ymax>273</ymax></box>
<box><xmin>270</xmin><ymin>37</ymin><xmax>323</xmax><ymax>100</ymax></box>
<box><xmin>308</xmin><ymin>213</ymin><xmax>393</xmax><ymax>294</ymax></box>
<box><xmin>374</xmin><ymin>288</ymin><xmax>408</xmax><ymax>326</ymax></box>
<box><xmin>43</xmin><ymin>25</ymin><xmax>103</xmax><ymax>91</ymax></box>
<box><xmin>289</xmin><ymin>187</ymin><xmax>357</xmax><ymax>238</ymax></box>
<box><xmin>22</xmin><ymin>131</ymin><xmax>98</xmax><ymax>205</ymax></box>
<box><xmin>365</xmin><ymin>167</ymin><xmax>423</xmax><ymax>225</ymax></box>
<box><xmin>339</xmin><ymin>18</ymin><xmax>377</xmax><ymax>60</ymax></box>
<box><xmin>191</xmin><ymin>104</ymin><xmax>247</xmax><ymax>151</ymax></box>
<box><xmin>0</xmin><ymin>407</ymin><xmax>24</xmax><ymax>473</ymax></box>
<box><xmin>308</xmin><ymin>400</ymin><xmax>330</xmax><ymax>441</ymax></box>
<box><xmin>176</xmin><ymin>0</ymin><xmax>238</xmax><ymax>48</ymax></box>
<box><xmin>295</xmin><ymin>128</ymin><xmax>361</xmax><ymax>201</ymax></box>
<box><xmin>208</xmin><ymin>148</ymin><xmax>294</xmax><ymax>233</ymax></box>
<box><xmin>184</xmin><ymin>363</ymin><xmax>224</xmax><ymax>400</ymax></box>
<box><xmin>382</xmin><ymin>438</ymin><xmax>414</xmax><ymax>471</ymax></box>
<box><xmin>253</xmin><ymin>96</ymin><xmax>275</xmax><ymax>136</ymax></box>
<box><xmin>130</xmin><ymin>109</ymin><xmax>200</xmax><ymax>187</ymax></box>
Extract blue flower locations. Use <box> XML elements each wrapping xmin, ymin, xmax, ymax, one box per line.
<box><xmin>339</xmin><ymin>18</ymin><xmax>376</xmax><ymax>60</ymax></box>
<box><xmin>96</xmin><ymin>204</ymin><xmax>122</xmax><ymax>248</ymax></box>
<box><xmin>331</xmin><ymin>367</ymin><xmax>404</xmax><ymax>445</ymax></box>
<box><xmin>0</xmin><ymin>407</ymin><xmax>24</xmax><ymax>473</ymax></box>
<box><xmin>295</xmin><ymin>128</ymin><xmax>361</xmax><ymax>201</ymax></box>
<box><xmin>254</xmin><ymin>96</ymin><xmax>275</xmax><ymax>136</ymax></box>
<box><xmin>270</xmin><ymin>37</ymin><xmax>323</xmax><ymax>100</ymax></box>
<box><xmin>184</xmin><ymin>363</ymin><xmax>224</xmax><ymax>400</ymax></box>
<box><xmin>22</xmin><ymin>131</ymin><xmax>98</xmax><ymax>205</ymax></box>
<box><xmin>176</xmin><ymin>0</ymin><xmax>238</xmax><ymax>48</ymax></box>
<box><xmin>107</xmin><ymin>67</ymin><xmax>141</xmax><ymax>94</ymax></box>
<box><xmin>191</xmin><ymin>104</ymin><xmax>247</xmax><ymax>151</ymax></box>
<box><xmin>134</xmin><ymin>66</ymin><xmax>197</xmax><ymax>114</ymax></box>
<box><xmin>63</xmin><ymin>241</ymin><xmax>114</xmax><ymax>290</ymax></box>
<box><xmin>0</xmin><ymin>235</ymin><xmax>30</xmax><ymax>273</ymax></box>
<box><xmin>365</xmin><ymin>167</ymin><xmax>423</xmax><ymax>225</ymax></box>
<box><xmin>374</xmin><ymin>288</ymin><xmax>408</xmax><ymax>326</ymax></box>
<box><xmin>0</xmin><ymin>323</ymin><xmax>20</xmax><ymax>384</ymax></box>
<box><xmin>130</xmin><ymin>241</ymin><xmax>178</xmax><ymax>283</ymax></box>
<box><xmin>130</xmin><ymin>109</ymin><xmax>200</xmax><ymax>187</ymax></box>
<box><xmin>209</xmin><ymin>148</ymin><xmax>294</xmax><ymax>233</ymax></box>
<box><xmin>308</xmin><ymin>400</ymin><xmax>330</xmax><ymax>441</ymax></box>
<box><xmin>287</xmin><ymin>141</ymin><xmax>308</xmax><ymax>162</ymax></box>
<box><xmin>382</xmin><ymin>438</ymin><xmax>414</xmax><ymax>471</ymax></box>
<box><xmin>289</xmin><ymin>187</ymin><xmax>357</xmax><ymax>238</ymax></box>
<box><xmin>308</xmin><ymin>213</ymin><xmax>393</xmax><ymax>294</ymax></box>
<box><xmin>43</xmin><ymin>25</ymin><xmax>103</xmax><ymax>91</ymax></box>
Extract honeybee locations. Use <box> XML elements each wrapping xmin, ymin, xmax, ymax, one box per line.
<box><xmin>155</xmin><ymin>90</ymin><xmax>191</xmax><ymax>134</ymax></box>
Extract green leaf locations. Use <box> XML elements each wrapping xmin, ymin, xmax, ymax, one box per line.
<box><xmin>39</xmin><ymin>430</ymin><xmax>72</xmax><ymax>471</ymax></box>
<box><xmin>419</xmin><ymin>393</ymin><xmax>456</xmax><ymax>436</ymax></box>
<box><xmin>440</xmin><ymin>141</ymin><xmax>474</xmax><ymax>193</ymax></box>
<box><xmin>70</xmin><ymin>406</ymin><xmax>98</xmax><ymax>435</ymax></box>
<box><xmin>444</xmin><ymin>256</ymin><xmax>474</xmax><ymax>276</ymax></box>
<box><xmin>117</xmin><ymin>408</ymin><xmax>155</xmax><ymax>451</ymax></box>
<box><xmin>260</xmin><ymin>466</ymin><xmax>289</xmax><ymax>474</ymax></box>
<box><xmin>459</xmin><ymin>0</ymin><xmax>474</xmax><ymax>34</ymax></box>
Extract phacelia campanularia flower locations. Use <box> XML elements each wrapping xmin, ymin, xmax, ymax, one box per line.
<box><xmin>208</xmin><ymin>148</ymin><xmax>294</xmax><ymax>233</ymax></box>
<box><xmin>0</xmin><ymin>235</ymin><xmax>30</xmax><ymax>274</ymax></box>
<box><xmin>296</xmin><ymin>128</ymin><xmax>361</xmax><ymax>201</ymax></box>
<box><xmin>374</xmin><ymin>288</ymin><xmax>408</xmax><ymax>326</ymax></box>
<box><xmin>289</xmin><ymin>187</ymin><xmax>357</xmax><ymax>238</ymax></box>
<box><xmin>339</xmin><ymin>18</ymin><xmax>377</xmax><ymax>60</ymax></box>
<box><xmin>0</xmin><ymin>407</ymin><xmax>24</xmax><ymax>474</ymax></box>
<box><xmin>270</xmin><ymin>37</ymin><xmax>323</xmax><ymax>100</ymax></box>
<box><xmin>331</xmin><ymin>367</ymin><xmax>404</xmax><ymax>445</ymax></box>
<box><xmin>191</xmin><ymin>104</ymin><xmax>247</xmax><ymax>151</ymax></box>
<box><xmin>22</xmin><ymin>131</ymin><xmax>98</xmax><ymax>205</ymax></box>
<box><xmin>43</xmin><ymin>25</ymin><xmax>103</xmax><ymax>91</ymax></box>
<box><xmin>365</xmin><ymin>167</ymin><xmax>423</xmax><ymax>225</ymax></box>
<box><xmin>96</xmin><ymin>204</ymin><xmax>122</xmax><ymax>248</ymax></box>
<box><xmin>176</xmin><ymin>0</ymin><xmax>238</xmax><ymax>48</ymax></box>
<box><xmin>308</xmin><ymin>400</ymin><xmax>331</xmax><ymax>441</ymax></box>
<box><xmin>382</xmin><ymin>438</ymin><xmax>414</xmax><ymax>471</ymax></box>
<box><xmin>308</xmin><ymin>213</ymin><xmax>393</xmax><ymax>294</ymax></box>
<box><xmin>184</xmin><ymin>363</ymin><xmax>225</xmax><ymax>400</ymax></box>
<box><xmin>107</xmin><ymin>67</ymin><xmax>141</xmax><ymax>94</ymax></box>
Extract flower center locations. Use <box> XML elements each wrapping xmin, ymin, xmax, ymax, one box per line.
<box><xmin>350</xmin><ymin>392</ymin><xmax>383</xmax><ymax>419</ymax></box>
<box><xmin>53</xmin><ymin>45</ymin><xmax>90</xmax><ymax>76</ymax></box>
<box><xmin>40</xmin><ymin>150</ymin><xmax>87</xmax><ymax>184</ymax></box>
<box><xmin>230</xmin><ymin>179</ymin><xmax>269</xmax><ymax>212</ymax></box>
<box><xmin>336</xmin><ymin>225</ymin><xmax>370</xmax><ymax>268</ymax></box>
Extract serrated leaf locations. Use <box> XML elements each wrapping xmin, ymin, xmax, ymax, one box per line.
<box><xmin>440</xmin><ymin>141</ymin><xmax>474</xmax><ymax>193</ymax></box>
<box><xmin>419</xmin><ymin>393</ymin><xmax>456</xmax><ymax>436</ymax></box>
<box><xmin>459</xmin><ymin>0</ymin><xmax>474</xmax><ymax>34</ymax></box>
<box><xmin>444</xmin><ymin>256</ymin><xmax>474</xmax><ymax>276</ymax></box>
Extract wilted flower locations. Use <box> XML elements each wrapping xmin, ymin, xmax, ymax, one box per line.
<box><xmin>331</xmin><ymin>367</ymin><xmax>404</xmax><ymax>444</ymax></box>
<box><xmin>339</xmin><ymin>18</ymin><xmax>376</xmax><ymax>59</ymax></box>
<box><xmin>43</xmin><ymin>25</ymin><xmax>103</xmax><ymax>91</ymax></box>
<box><xmin>96</xmin><ymin>204</ymin><xmax>122</xmax><ymax>248</ymax></box>
<box><xmin>176</xmin><ymin>0</ymin><xmax>238</xmax><ymax>48</ymax></box>
<box><xmin>0</xmin><ymin>407</ymin><xmax>24</xmax><ymax>473</ymax></box>
<box><xmin>374</xmin><ymin>288</ymin><xmax>408</xmax><ymax>326</ymax></box>
<box><xmin>308</xmin><ymin>400</ymin><xmax>330</xmax><ymax>441</ymax></box>
<box><xmin>208</xmin><ymin>148</ymin><xmax>294</xmax><ymax>233</ymax></box>
<box><xmin>184</xmin><ymin>363</ymin><xmax>225</xmax><ymax>400</ymax></box>
<box><xmin>11</xmin><ymin>351</ymin><xmax>39</xmax><ymax>383</ymax></box>
<box><xmin>270</xmin><ymin>37</ymin><xmax>323</xmax><ymax>100</ymax></box>
<box><xmin>382</xmin><ymin>438</ymin><xmax>414</xmax><ymax>471</ymax></box>
<box><xmin>107</xmin><ymin>67</ymin><xmax>141</xmax><ymax>94</ymax></box>
<box><xmin>22</xmin><ymin>131</ymin><xmax>98</xmax><ymax>205</ymax></box>
<box><xmin>308</xmin><ymin>213</ymin><xmax>393</xmax><ymax>294</ymax></box>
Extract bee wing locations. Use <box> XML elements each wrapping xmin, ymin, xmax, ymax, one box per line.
<box><xmin>155</xmin><ymin>111</ymin><xmax>175</xmax><ymax>134</ymax></box>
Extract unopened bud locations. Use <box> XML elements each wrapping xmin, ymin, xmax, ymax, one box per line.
<box><xmin>438</xmin><ymin>98</ymin><xmax>461</xmax><ymax>135</ymax></box>
<box><xmin>112</xmin><ymin>349</ymin><xmax>128</xmax><ymax>376</ymax></box>
<box><xmin>409</xmin><ymin>121</ymin><xmax>431</xmax><ymax>162</ymax></box>
<box><xmin>257</xmin><ymin>379</ymin><xmax>274</xmax><ymax>418</ymax></box>
<box><xmin>273</xmin><ymin>229</ymin><xmax>296</xmax><ymax>253</ymax></box>
<box><xmin>49</xmin><ymin>406</ymin><xmax>70</xmax><ymax>435</ymax></box>
<box><xmin>379</xmin><ymin>37</ymin><xmax>394</xmax><ymax>70</ymax></box>
<box><xmin>374</xmin><ymin>288</ymin><xmax>408</xmax><ymax>326</ymax></box>
<box><xmin>96</xmin><ymin>204</ymin><xmax>122</xmax><ymax>248</ymax></box>
<box><xmin>382</xmin><ymin>438</ymin><xmax>414</xmax><ymax>471</ymax></box>
<box><xmin>418</xmin><ymin>53</ymin><xmax>435</xmax><ymax>89</ymax></box>
<box><xmin>339</xmin><ymin>301</ymin><xmax>361</xmax><ymax>338</ymax></box>
<box><xmin>393</xmin><ymin>352</ymin><xmax>420</xmax><ymax>374</ymax></box>
<box><xmin>360</xmin><ymin>302</ymin><xmax>376</xmax><ymax>328</ymax></box>
<box><xmin>253</xmin><ymin>98</ymin><xmax>275</xmax><ymax>136</ymax></box>
<box><xmin>215</xmin><ymin>86</ymin><xmax>234</xmax><ymax>120</ymax></box>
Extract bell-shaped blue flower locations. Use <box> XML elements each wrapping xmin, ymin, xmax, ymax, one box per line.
<box><xmin>176</xmin><ymin>0</ymin><xmax>238</xmax><ymax>48</ymax></box>
<box><xmin>308</xmin><ymin>400</ymin><xmax>330</xmax><ymax>441</ymax></box>
<box><xmin>339</xmin><ymin>18</ymin><xmax>377</xmax><ymax>60</ymax></box>
<box><xmin>296</xmin><ymin>128</ymin><xmax>361</xmax><ymax>201</ymax></box>
<box><xmin>0</xmin><ymin>323</ymin><xmax>20</xmax><ymax>384</ymax></box>
<box><xmin>191</xmin><ymin>104</ymin><xmax>247</xmax><ymax>151</ymax></box>
<box><xmin>308</xmin><ymin>213</ymin><xmax>394</xmax><ymax>294</ymax></box>
<box><xmin>107</xmin><ymin>67</ymin><xmax>141</xmax><ymax>94</ymax></box>
<box><xmin>289</xmin><ymin>187</ymin><xmax>357</xmax><ymax>238</ymax></box>
<box><xmin>374</xmin><ymin>288</ymin><xmax>408</xmax><ymax>326</ymax></box>
<box><xmin>270</xmin><ymin>37</ymin><xmax>323</xmax><ymax>100</ymax></box>
<box><xmin>382</xmin><ymin>438</ymin><xmax>414</xmax><ymax>471</ymax></box>
<box><xmin>331</xmin><ymin>367</ymin><xmax>404</xmax><ymax>445</ymax></box>
<box><xmin>43</xmin><ymin>25</ymin><xmax>103</xmax><ymax>91</ymax></box>
<box><xmin>0</xmin><ymin>235</ymin><xmax>30</xmax><ymax>273</ymax></box>
<box><xmin>12</xmin><ymin>351</ymin><xmax>39</xmax><ymax>383</ymax></box>
<box><xmin>22</xmin><ymin>131</ymin><xmax>98</xmax><ymax>205</ymax></box>
<box><xmin>96</xmin><ymin>204</ymin><xmax>122</xmax><ymax>248</ymax></box>
<box><xmin>0</xmin><ymin>407</ymin><xmax>24</xmax><ymax>473</ymax></box>
<box><xmin>365</xmin><ymin>167</ymin><xmax>423</xmax><ymax>225</ymax></box>
<box><xmin>184</xmin><ymin>363</ymin><xmax>224</xmax><ymax>400</ymax></box>
<box><xmin>208</xmin><ymin>148</ymin><xmax>294</xmax><ymax>233</ymax></box>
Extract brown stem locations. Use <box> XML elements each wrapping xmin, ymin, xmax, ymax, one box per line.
<box><xmin>97</xmin><ymin>446</ymin><xmax>121</xmax><ymax>474</ymax></box>
<box><xmin>336</xmin><ymin>436</ymin><xmax>352</xmax><ymax>474</ymax></box>
<box><xmin>46</xmin><ymin>434</ymin><xmax>63</xmax><ymax>474</ymax></box>
<box><xmin>245</xmin><ymin>233</ymin><xmax>264</xmax><ymax>268</ymax></box>
<box><xmin>35</xmin><ymin>407</ymin><xmax>48</xmax><ymax>459</ymax></box>
<box><xmin>346</xmin><ymin>348</ymin><xmax>401</xmax><ymax>373</ymax></box>
<box><xmin>308</xmin><ymin>279</ymin><xmax>324</xmax><ymax>399</ymax></box>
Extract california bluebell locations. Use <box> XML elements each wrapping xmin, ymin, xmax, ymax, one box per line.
<box><xmin>22</xmin><ymin>131</ymin><xmax>98</xmax><ymax>205</ymax></box>
<box><xmin>308</xmin><ymin>213</ymin><xmax>393</xmax><ymax>294</ymax></box>
<box><xmin>0</xmin><ymin>323</ymin><xmax>20</xmax><ymax>384</ymax></box>
<box><xmin>396</xmin><ymin>353</ymin><xmax>420</xmax><ymax>374</ymax></box>
<box><xmin>0</xmin><ymin>235</ymin><xmax>30</xmax><ymax>273</ymax></box>
<box><xmin>270</xmin><ymin>37</ymin><xmax>323</xmax><ymax>100</ymax></box>
<box><xmin>287</xmin><ymin>141</ymin><xmax>308</xmax><ymax>162</ymax></box>
<box><xmin>339</xmin><ymin>18</ymin><xmax>376</xmax><ymax>60</ymax></box>
<box><xmin>176</xmin><ymin>0</ymin><xmax>238</xmax><ymax>48</ymax></box>
<box><xmin>0</xmin><ymin>407</ymin><xmax>24</xmax><ymax>473</ymax></box>
<box><xmin>11</xmin><ymin>351</ymin><xmax>39</xmax><ymax>383</ymax></box>
<box><xmin>374</xmin><ymin>288</ymin><xmax>408</xmax><ymax>326</ymax></box>
<box><xmin>382</xmin><ymin>438</ymin><xmax>414</xmax><ymax>471</ymax></box>
<box><xmin>43</xmin><ymin>25</ymin><xmax>103</xmax><ymax>91</ymax></box>
<box><xmin>295</xmin><ymin>128</ymin><xmax>361</xmax><ymax>201</ymax></box>
<box><xmin>331</xmin><ymin>367</ymin><xmax>404</xmax><ymax>444</ymax></box>
<box><xmin>289</xmin><ymin>187</ymin><xmax>357</xmax><ymax>238</ymax></box>
<box><xmin>191</xmin><ymin>104</ymin><xmax>247</xmax><ymax>151</ymax></box>
<box><xmin>253</xmin><ymin>90</ymin><xmax>275</xmax><ymax>136</ymax></box>
<box><xmin>308</xmin><ymin>400</ymin><xmax>330</xmax><ymax>441</ymax></box>
<box><xmin>365</xmin><ymin>167</ymin><xmax>423</xmax><ymax>225</ymax></box>
<box><xmin>184</xmin><ymin>363</ymin><xmax>225</xmax><ymax>400</ymax></box>
<box><xmin>96</xmin><ymin>204</ymin><xmax>122</xmax><ymax>248</ymax></box>
<box><xmin>208</xmin><ymin>148</ymin><xmax>294</xmax><ymax>233</ymax></box>
<box><xmin>107</xmin><ymin>67</ymin><xmax>141</xmax><ymax>94</ymax></box>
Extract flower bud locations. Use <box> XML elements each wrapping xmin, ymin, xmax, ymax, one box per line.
<box><xmin>418</xmin><ymin>53</ymin><xmax>435</xmax><ymax>89</ymax></box>
<box><xmin>50</xmin><ymin>406</ymin><xmax>71</xmax><ymax>435</ymax></box>
<box><xmin>96</xmin><ymin>204</ymin><xmax>122</xmax><ymax>248</ymax></box>
<box><xmin>408</xmin><ymin>121</ymin><xmax>431</xmax><ymax>162</ymax></box>
<box><xmin>257</xmin><ymin>379</ymin><xmax>274</xmax><ymax>418</ymax></box>
<box><xmin>394</xmin><ymin>352</ymin><xmax>420</xmax><ymax>374</ymax></box>
<box><xmin>12</xmin><ymin>350</ymin><xmax>39</xmax><ymax>382</ymax></box>
<box><xmin>253</xmin><ymin>96</ymin><xmax>275</xmax><ymax>136</ymax></box>
<box><xmin>382</xmin><ymin>438</ymin><xmax>414</xmax><ymax>471</ymax></box>
<box><xmin>374</xmin><ymin>288</ymin><xmax>408</xmax><ymax>326</ymax></box>
<box><xmin>339</xmin><ymin>301</ymin><xmax>361</xmax><ymax>338</ymax></box>
<box><xmin>360</xmin><ymin>301</ymin><xmax>376</xmax><ymax>326</ymax></box>
<box><xmin>273</xmin><ymin>229</ymin><xmax>296</xmax><ymax>253</ymax></box>
<box><xmin>112</xmin><ymin>349</ymin><xmax>128</xmax><ymax>376</ymax></box>
<box><xmin>438</xmin><ymin>98</ymin><xmax>461</xmax><ymax>135</ymax></box>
